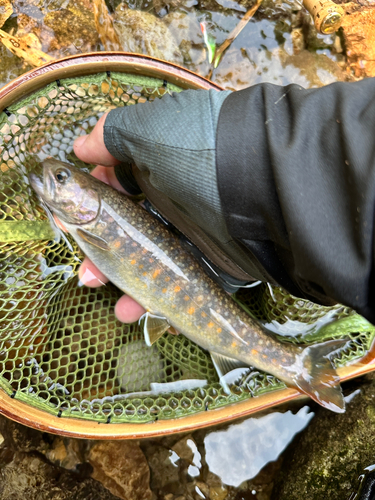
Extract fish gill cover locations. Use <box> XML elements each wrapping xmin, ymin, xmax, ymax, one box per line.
<box><xmin>0</xmin><ymin>71</ymin><xmax>374</xmax><ymax>424</ymax></box>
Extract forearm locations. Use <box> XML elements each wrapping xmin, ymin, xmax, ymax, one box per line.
<box><xmin>102</xmin><ymin>81</ymin><xmax>375</xmax><ymax>323</ymax></box>
<box><xmin>217</xmin><ymin>80</ymin><xmax>375</xmax><ymax>322</ymax></box>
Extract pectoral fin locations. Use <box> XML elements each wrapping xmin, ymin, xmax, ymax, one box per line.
<box><xmin>210</xmin><ymin>352</ymin><xmax>249</xmax><ymax>395</ymax></box>
<box><xmin>140</xmin><ymin>312</ymin><xmax>170</xmax><ymax>346</ymax></box>
<box><xmin>76</xmin><ymin>228</ymin><xmax>111</xmax><ymax>251</ymax></box>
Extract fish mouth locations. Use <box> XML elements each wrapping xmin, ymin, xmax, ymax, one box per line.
<box><xmin>28</xmin><ymin>169</ymin><xmax>45</xmax><ymax>198</ymax></box>
<box><xmin>28</xmin><ymin>161</ymin><xmax>55</xmax><ymax>202</ymax></box>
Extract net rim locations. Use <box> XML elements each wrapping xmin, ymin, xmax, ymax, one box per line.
<box><xmin>0</xmin><ymin>53</ymin><xmax>372</xmax><ymax>439</ymax></box>
<box><xmin>0</xmin><ymin>361</ymin><xmax>371</xmax><ymax>439</ymax></box>
<box><xmin>0</xmin><ymin>51</ymin><xmax>223</xmax><ymax>113</ymax></box>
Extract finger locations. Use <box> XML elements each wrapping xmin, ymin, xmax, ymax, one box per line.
<box><xmin>78</xmin><ymin>257</ymin><xmax>109</xmax><ymax>287</ymax></box>
<box><xmin>73</xmin><ymin>112</ymin><xmax>120</xmax><ymax>166</ymax></box>
<box><xmin>114</xmin><ymin>294</ymin><xmax>146</xmax><ymax>324</ymax></box>
<box><xmin>90</xmin><ymin>165</ymin><xmax>130</xmax><ymax>194</ymax></box>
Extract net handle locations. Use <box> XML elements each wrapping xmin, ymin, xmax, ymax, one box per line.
<box><xmin>0</xmin><ymin>52</ymin><xmax>223</xmax><ymax>113</ymax></box>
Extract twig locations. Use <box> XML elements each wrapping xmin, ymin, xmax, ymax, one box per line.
<box><xmin>209</xmin><ymin>0</ymin><xmax>263</xmax><ymax>77</ymax></box>
<box><xmin>0</xmin><ymin>29</ymin><xmax>54</xmax><ymax>67</ymax></box>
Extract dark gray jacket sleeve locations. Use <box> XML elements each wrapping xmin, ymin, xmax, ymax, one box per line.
<box><xmin>216</xmin><ymin>80</ymin><xmax>375</xmax><ymax>323</ymax></box>
<box><xmin>103</xmin><ymin>81</ymin><xmax>375</xmax><ymax>324</ymax></box>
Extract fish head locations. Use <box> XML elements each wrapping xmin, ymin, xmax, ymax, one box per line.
<box><xmin>28</xmin><ymin>158</ymin><xmax>100</xmax><ymax>225</ymax></box>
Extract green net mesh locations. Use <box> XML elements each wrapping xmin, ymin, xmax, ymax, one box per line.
<box><xmin>0</xmin><ymin>71</ymin><xmax>374</xmax><ymax>424</ymax></box>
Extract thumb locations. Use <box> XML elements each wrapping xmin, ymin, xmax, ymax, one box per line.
<box><xmin>73</xmin><ymin>112</ymin><xmax>120</xmax><ymax>166</ymax></box>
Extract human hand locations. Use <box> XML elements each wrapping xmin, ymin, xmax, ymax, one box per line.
<box><xmin>73</xmin><ymin>112</ymin><xmax>146</xmax><ymax>324</ymax></box>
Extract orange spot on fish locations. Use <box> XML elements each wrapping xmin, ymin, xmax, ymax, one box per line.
<box><xmin>184</xmin><ymin>295</ymin><xmax>190</xmax><ymax>301</ymax></box>
<box><xmin>113</xmin><ymin>240</ymin><xmax>121</xmax><ymax>249</ymax></box>
<box><xmin>262</xmin><ymin>354</ymin><xmax>268</xmax><ymax>359</ymax></box>
<box><xmin>165</xmin><ymin>277</ymin><xmax>171</xmax><ymax>282</ymax></box>
<box><xmin>143</xmin><ymin>272</ymin><xmax>147</xmax><ymax>276</ymax></box>
<box><xmin>217</xmin><ymin>328</ymin><xmax>222</xmax><ymax>333</ymax></box>
<box><xmin>201</xmin><ymin>311</ymin><xmax>207</xmax><ymax>318</ymax></box>
<box><xmin>149</xmin><ymin>258</ymin><xmax>154</xmax><ymax>263</ymax></box>
<box><xmin>131</xmin><ymin>259</ymin><xmax>136</xmax><ymax>265</ymax></box>
<box><xmin>139</xmin><ymin>264</ymin><xmax>144</xmax><ymax>269</ymax></box>
<box><xmin>251</xmin><ymin>349</ymin><xmax>258</xmax><ymax>356</ymax></box>
<box><xmin>130</xmin><ymin>252</ymin><xmax>136</xmax><ymax>258</ymax></box>
<box><xmin>207</xmin><ymin>321</ymin><xmax>214</xmax><ymax>328</ymax></box>
<box><xmin>142</xmin><ymin>248</ymin><xmax>148</xmax><ymax>254</ymax></box>
<box><xmin>162</xmin><ymin>288</ymin><xmax>167</xmax><ymax>293</ymax></box>
<box><xmin>153</xmin><ymin>269</ymin><xmax>161</xmax><ymax>279</ymax></box>
<box><xmin>174</xmin><ymin>286</ymin><xmax>181</xmax><ymax>293</ymax></box>
<box><xmin>231</xmin><ymin>341</ymin><xmax>237</xmax><ymax>348</ymax></box>
<box><xmin>272</xmin><ymin>358</ymin><xmax>277</xmax><ymax>364</ymax></box>
<box><xmin>188</xmin><ymin>307</ymin><xmax>195</xmax><ymax>315</ymax></box>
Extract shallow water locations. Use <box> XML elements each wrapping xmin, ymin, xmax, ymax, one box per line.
<box><xmin>0</xmin><ymin>0</ymin><xmax>349</xmax><ymax>90</ymax></box>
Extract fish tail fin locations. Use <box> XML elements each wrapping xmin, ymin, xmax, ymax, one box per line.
<box><xmin>294</xmin><ymin>339</ymin><xmax>347</xmax><ymax>413</ymax></box>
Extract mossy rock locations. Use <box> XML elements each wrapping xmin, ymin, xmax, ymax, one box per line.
<box><xmin>273</xmin><ymin>375</ymin><xmax>375</xmax><ymax>500</ymax></box>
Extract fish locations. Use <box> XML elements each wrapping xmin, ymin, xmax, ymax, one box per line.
<box><xmin>29</xmin><ymin>158</ymin><xmax>348</xmax><ymax>412</ymax></box>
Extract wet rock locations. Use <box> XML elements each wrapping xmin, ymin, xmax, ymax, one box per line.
<box><xmin>171</xmin><ymin>435</ymin><xmax>196</xmax><ymax>462</ymax></box>
<box><xmin>0</xmin><ymin>416</ymin><xmax>88</xmax><ymax>471</ymax></box>
<box><xmin>341</xmin><ymin>3</ymin><xmax>375</xmax><ymax>78</ymax></box>
<box><xmin>44</xmin><ymin>0</ymin><xmax>99</xmax><ymax>54</ymax></box>
<box><xmin>144</xmin><ymin>444</ymin><xmax>180</xmax><ymax>490</ymax></box>
<box><xmin>0</xmin><ymin>451</ymin><xmax>119</xmax><ymax>500</ymax></box>
<box><xmin>248</xmin><ymin>458</ymin><xmax>283</xmax><ymax>500</ymax></box>
<box><xmin>291</xmin><ymin>27</ymin><xmax>304</xmax><ymax>54</ymax></box>
<box><xmin>43</xmin><ymin>437</ymin><xmax>87</xmax><ymax>471</ymax></box>
<box><xmin>163</xmin><ymin>10</ymin><xmax>207</xmax><ymax>70</ymax></box>
<box><xmin>0</xmin><ymin>0</ymin><xmax>12</xmax><ymax>29</ymax></box>
<box><xmin>114</xmin><ymin>5</ymin><xmax>183</xmax><ymax>64</ymax></box>
<box><xmin>88</xmin><ymin>440</ymin><xmax>152</xmax><ymax>500</ymax></box>
<box><xmin>277</xmin><ymin>48</ymin><xmax>350</xmax><ymax>86</ymax></box>
<box><xmin>0</xmin><ymin>414</ymin><xmax>47</xmax><ymax>453</ymax></box>
<box><xmin>273</xmin><ymin>376</ymin><xmax>375</xmax><ymax>499</ymax></box>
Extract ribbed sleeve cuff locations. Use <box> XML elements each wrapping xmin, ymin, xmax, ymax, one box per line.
<box><xmin>103</xmin><ymin>89</ymin><xmax>231</xmax><ymax>238</ymax></box>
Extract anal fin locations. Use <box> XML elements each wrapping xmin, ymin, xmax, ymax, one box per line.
<box><xmin>210</xmin><ymin>352</ymin><xmax>250</xmax><ymax>395</ymax></box>
<box><xmin>140</xmin><ymin>312</ymin><xmax>170</xmax><ymax>346</ymax></box>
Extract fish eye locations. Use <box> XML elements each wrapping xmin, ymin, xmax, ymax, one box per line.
<box><xmin>55</xmin><ymin>168</ymin><xmax>70</xmax><ymax>184</ymax></box>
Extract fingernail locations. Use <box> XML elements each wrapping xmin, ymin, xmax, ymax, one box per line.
<box><xmin>74</xmin><ymin>135</ymin><xmax>88</xmax><ymax>149</ymax></box>
<box><xmin>78</xmin><ymin>267</ymin><xmax>106</xmax><ymax>287</ymax></box>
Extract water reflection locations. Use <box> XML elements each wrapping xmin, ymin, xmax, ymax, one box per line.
<box><xmin>204</xmin><ymin>406</ymin><xmax>314</xmax><ymax>487</ymax></box>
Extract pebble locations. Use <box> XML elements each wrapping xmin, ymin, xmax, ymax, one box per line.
<box><xmin>63</xmin><ymin>129</ymin><xmax>74</xmax><ymax>138</ymax></box>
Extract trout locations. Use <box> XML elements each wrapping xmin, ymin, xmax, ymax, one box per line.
<box><xmin>29</xmin><ymin>159</ymin><xmax>347</xmax><ymax>412</ymax></box>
